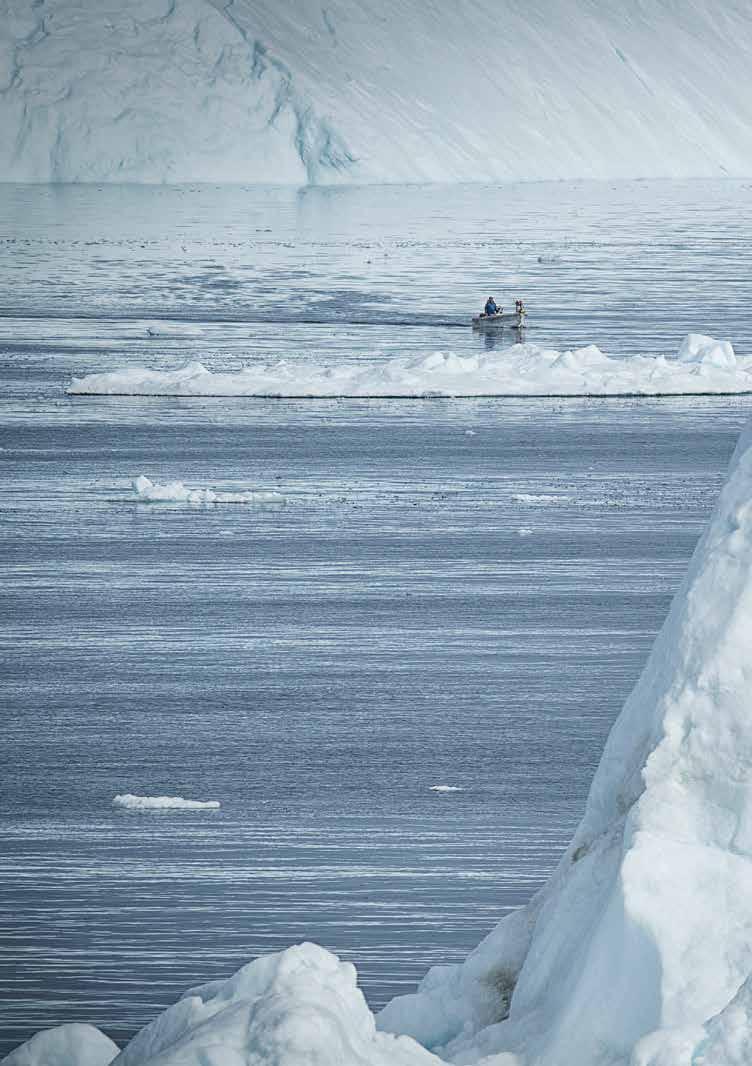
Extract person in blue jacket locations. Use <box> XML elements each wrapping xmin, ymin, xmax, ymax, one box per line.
<box><xmin>484</xmin><ymin>296</ymin><xmax>500</xmax><ymax>316</ymax></box>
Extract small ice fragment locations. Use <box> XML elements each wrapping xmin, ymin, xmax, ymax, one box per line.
<box><xmin>113</xmin><ymin>794</ymin><xmax>220</xmax><ymax>810</ymax></box>
<box><xmin>133</xmin><ymin>475</ymin><xmax>285</xmax><ymax>507</ymax></box>
<box><xmin>512</xmin><ymin>493</ymin><xmax>574</xmax><ymax>505</ymax></box>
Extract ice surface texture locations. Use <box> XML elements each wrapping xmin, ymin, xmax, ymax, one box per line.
<box><xmin>10</xmin><ymin>363</ymin><xmax>752</xmax><ymax>1064</ymax></box>
<box><xmin>3</xmin><ymin>0</ymin><xmax>752</xmax><ymax>183</ymax></box>
<box><xmin>68</xmin><ymin>335</ymin><xmax>752</xmax><ymax>398</ymax></box>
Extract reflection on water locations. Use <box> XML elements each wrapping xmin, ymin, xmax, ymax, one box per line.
<box><xmin>482</xmin><ymin>326</ymin><xmax>526</xmax><ymax>351</ymax></box>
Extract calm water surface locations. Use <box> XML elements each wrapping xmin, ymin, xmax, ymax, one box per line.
<box><xmin>1</xmin><ymin>181</ymin><xmax>751</xmax><ymax>1054</ymax></box>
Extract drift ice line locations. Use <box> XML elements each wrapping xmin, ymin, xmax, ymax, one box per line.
<box><xmin>66</xmin><ymin>334</ymin><xmax>752</xmax><ymax>399</ymax></box>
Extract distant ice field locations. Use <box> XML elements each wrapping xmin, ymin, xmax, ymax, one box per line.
<box><xmin>2</xmin><ymin>180</ymin><xmax>752</xmax><ymax>1055</ymax></box>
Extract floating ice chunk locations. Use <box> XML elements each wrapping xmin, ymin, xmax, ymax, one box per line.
<box><xmin>512</xmin><ymin>493</ymin><xmax>574</xmax><ymax>505</ymax></box>
<box><xmin>0</xmin><ymin>1023</ymin><xmax>119</xmax><ymax>1066</ymax></box>
<box><xmin>429</xmin><ymin>785</ymin><xmax>464</xmax><ymax>792</ymax></box>
<box><xmin>133</xmin><ymin>475</ymin><xmax>285</xmax><ymax>507</ymax></box>
<box><xmin>67</xmin><ymin>336</ymin><xmax>752</xmax><ymax>398</ymax></box>
<box><xmin>113</xmin><ymin>794</ymin><xmax>220</xmax><ymax>811</ymax></box>
<box><xmin>677</xmin><ymin>333</ymin><xmax>737</xmax><ymax>369</ymax></box>
<box><xmin>110</xmin><ymin>943</ymin><xmax>438</xmax><ymax>1066</ymax></box>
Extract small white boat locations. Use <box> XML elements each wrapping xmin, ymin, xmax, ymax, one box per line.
<box><xmin>472</xmin><ymin>310</ymin><xmax>527</xmax><ymax>329</ymax></box>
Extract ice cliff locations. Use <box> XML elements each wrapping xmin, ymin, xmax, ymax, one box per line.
<box><xmin>8</xmin><ymin>381</ymin><xmax>752</xmax><ymax>1066</ymax></box>
<box><xmin>2</xmin><ymin>0</ymin><xmax>752</xmax><ymax>184</ymax></box>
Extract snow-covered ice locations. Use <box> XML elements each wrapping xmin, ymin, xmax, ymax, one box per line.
<box><xmin>3</xmin><ymin>0</ymin><xmax>752</xmax><ymax>183</ymax></box>
<box><xmin>83</xmin><ymin>944</ymin><xmax>436</xmax><ymax>1066</ymax></box>
<box><xmin>133</xmin><ymin>475</ymin><xmax>285</xmax><ymax>507</ymax></box>
<box><xmin>67</xmin><ymin>337</ymin><xmax>752</xmax><ymax>398</ymax></box>
<box><xmin>11</xmin><ymin>380</ymin><xmax>752</xmax><ymax>1065</ymax></box>
<box><xmin>113</xmin><ymin>794</ymin><xmax>220</xmax><ymax>811</ymax></box>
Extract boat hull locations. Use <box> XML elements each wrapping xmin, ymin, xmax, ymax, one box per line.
<box><xmin>472</xmin><ymin>312</ymin><xmax>526</xmax><ymax>329</ymax></box>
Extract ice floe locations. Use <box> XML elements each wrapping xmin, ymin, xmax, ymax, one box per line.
<box><xmin>113</xmin><ymin>794</ymin><xmax>220</xmax><ymax>811</ymax></box>
<box><xmin>133</xmin><ymin>475</ymin><xmax>285</xmax><ymax>507</ymax></box>
<box><xmin>512</xmin><ymin>493</ymin><xmax>574</xmax><ymax>505</ymax></box>
<box><xmin>67</xmin><ymin>336</ymin><xmax>752</xmax><ymax>398</ymax></box>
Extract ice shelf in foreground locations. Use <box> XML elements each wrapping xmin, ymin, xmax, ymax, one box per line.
<box><xmin>7</xmin><ymin>402</ymin><xmax>752</xmax><ymax>1066</ymax></box>
<box><xmin>133</xmin><ymin>475</ymin><xmax>285</xmax><ymax>507</ymax></box>
<box><xmin>67</xmin><ymin>335</ymin><xmax>752</xmax><ymax>398</ymax></box>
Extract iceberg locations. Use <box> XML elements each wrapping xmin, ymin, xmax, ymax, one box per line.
<box><xmin>66</xmin><ymin>337</ymin><xmax>752</xmax><ymax>398</ymax></box>
<box><xmin>3</xmin><ymin>0</ymin><xmax>752</xmax><ymax>183</ymax></box>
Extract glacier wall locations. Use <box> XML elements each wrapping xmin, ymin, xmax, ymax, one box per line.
<box><xmin>2</xmin><ymin>0</ymin><xmax>752</xmax><ymax>184</ymax></box>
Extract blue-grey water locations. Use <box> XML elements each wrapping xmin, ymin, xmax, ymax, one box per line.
<box><xmin>1</xmin><ymin>181</ymin><xmax>752</xmax><ymax>1056</ymax></box>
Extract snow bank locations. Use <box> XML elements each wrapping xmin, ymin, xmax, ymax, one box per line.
<box><xmin>4</xmin><ymin>0</ymin><xmax>752</xmax><ymax>182</ymax></box>
<box><xmin>0</xmin><ymin>1024</ymin><xmax>118</xmax><ymax>1066</ymax></box>
<box><xmin>113</xmin><ymin>794</ymin><xmax>220</xmax><ymax>811</ymax></box>
<box><xmin>133</xmin><ymin>475</ymin><xmax>285</xmax><ymax>507</ymax></box>
<box><xmin>67</xmin><ymin>337</ymin><xmax>752</xmax><ymax>398</ymax></box>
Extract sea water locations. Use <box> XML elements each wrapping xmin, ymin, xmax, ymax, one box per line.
<box><xmin>1</xmin><ymin>181</ymin><xmax>751</xmax><ymax>1055</ymax></box>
